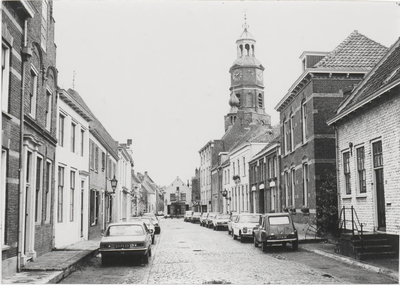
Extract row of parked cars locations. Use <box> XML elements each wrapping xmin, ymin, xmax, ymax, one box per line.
<box><xmin>99</xmin><ymin>213</ymin><xmax>161</xmax><ymax>265</ymax></box>
<box><xmin>185</xmin><ymin>211</ymin><xmax>299</xmax><ymax>251</ymax></box>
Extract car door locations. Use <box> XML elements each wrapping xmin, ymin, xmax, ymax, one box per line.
<box><xmin>232</xmin><ymin>215</ymin><xmax>239</xmax><ymax>235</ymax></box>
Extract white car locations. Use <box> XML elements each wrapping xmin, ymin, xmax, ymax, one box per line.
<box><xmin>231</xmin><ymin>213</ymin><xmax>261</xmax><ymax>243</ymax></box>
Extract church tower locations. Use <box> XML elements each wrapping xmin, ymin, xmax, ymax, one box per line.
<box><xmin>224</xmin><ymin>18</ymin><xmax>271</xmax><ymax>132</ymax></box>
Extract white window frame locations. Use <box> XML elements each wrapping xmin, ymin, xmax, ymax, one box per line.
<box><xmin>301</xmin><ymin>100</ymin><xmax>307</xmax><ymax>143</ymax></box>
<box><xmin>1</xmin><ymin>149</ymin><xmax>7</xmax><ymax>247</ymax></box>
<box><xmin>58</xmin><ymin>166</ymin><xmax>65</xmax><ymax>223</ymax></box>
<box><xmin>71</xmin><ymin>122</ymin><xmax>76</xmax><ymax>153</ymax></box>
<box><xmin>45</xmin><ymin>88</ymin><xmax>52</xmax><ymax>131</ymax></box>
<box><xmin>343</xmin><ymin>151</ymin><xmax>351</xmax><ymax>195</ymax></box>
<box><xmin>1</xmin><ymin>42</ymin><xmax>11</xmax><ymax>113</ymax></box>
<box><xmin>302</xmin><ymin>163</ymin><xmax>309</xmax><ymax>206</ymax></box>
<box><xmin>59</xmin><ymin>113</ymin><xmax>65</xmax><ymax>147</ymax></box>
<box><xmin>44</xmin><ymin>160</ymin><xmax>52</xmax><ymax>223</ymax></box>
<box><xmin>70</xmin><ymin>170</ymin><xmax>75</xmax><ymax>222</ymax></box>
<box><xmin>29</xmin><ymin>66</ymin><xmax>38</xmax><ymax>118</ymax></box>
<box><xmin>356</xmin><ymin>146</ymin><xmax>366</xmax><ymax>194</ymax></box>
<box><xmin>35</xmin><ymin>156</ymin><xmax>43</xmax><ymax>224</ymax></box>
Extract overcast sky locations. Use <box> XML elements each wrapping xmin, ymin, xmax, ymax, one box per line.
<box><xmin>53</xmin><ymin>0</ymin><xmax>400</xmax><ymax>187</ymax></box>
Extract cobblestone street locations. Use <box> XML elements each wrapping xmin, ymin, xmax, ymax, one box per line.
<box><xmin>60</xmin><ymin>218</ymin><xmax>397</xmax><ymax>284</ymax></box>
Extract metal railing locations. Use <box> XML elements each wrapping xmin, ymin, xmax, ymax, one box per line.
<box><xmin>338</xmin><ymin>206</ymin><xmax>364</xmax><ymax>255</ymax></box>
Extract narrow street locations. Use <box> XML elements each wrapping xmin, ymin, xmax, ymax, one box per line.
<box><xmin>59</xmin><ymin>218</ymin><xmax>396</xmax><ymax>284</ymax></box>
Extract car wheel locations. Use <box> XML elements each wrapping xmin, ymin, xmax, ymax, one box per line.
<box><xmin>262</xmin><ymin>242</ymin><xmax>268</xmax><ymax>253</ymax></box>
<box><xmin>239</xmin><ymin>232</ymin><xmax>244</xmax><ymax>243</ymax></box>
<box><xmin>142</xmin><ymin>251</ymin><xmax>149</xmax><ymax>264</ymax></box>
<box><xmin>228</xmin><ymin>229</ymin><xmax>231</xmax><ymax>235</ymax></box>
<box><xmin>233</xmin><ymin>231</ymin><xmax>237</xmax><ymax>240</ymax></box>
<box><xmin>149</xmin><ymin>247</ymin><xmax>152</xmax><ymax>257</ymax></box>
<box><xmin>253</xmin><ymin>236</ymin><xmax>258</xmax><ymax>247</ymax></box>
<box><xmin>292</xmin><ymin>240</ymin><xmax>298</xmax><ymax>251</ymax></box>
<box><xmin>152</xmin><ymin>236</ymin><xmax>155</xmax><ymax>244</ymax></box>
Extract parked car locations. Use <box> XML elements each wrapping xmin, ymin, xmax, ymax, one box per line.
<box><xmin>253</xmin><ymin>213</ymin><xmax>298</xmax><ymax>252</ymax></box>
<box><xmin>99</xmin><ymin>221</ymin><xmax>152</xmax><ymax>265</ymax></box>
<box><xmin>231</xmin><ymin>213</ymin><xmax>261</xmax><ymax>242</ymax></box>
<box><xmin>143</xmin><ymin>213</ymin><xmax>161</xmax><ymax>234</ymax></box>
<box><xmin>205</xmin><ymin>212</ymin><xmax>218</xmax><ymax>228</ymax></box>
<box><xmin>184</xmin><ymin>211</ymin><xmax>194</xmax><ymax>222</ymax></box>
<box><xmin>130</xmin><ymin>217</ymin><xmax>155</xmax><ymax>244</ymax></box>
<box><xmin>212</xmin><ymin>213</ymin><xmax>230</xmax><ymax>230</ymax></box>
<box><xmin>191</xmin><ymin>212</ymin><xmax>202</xmax><ymax>223</ymax></box>
<box><xmin>199</xmin><ymin>212</ymin><xmax>208</xmax><ymax>226</ymax></box>
<box><xmin>227</xmin><ymin>212</ymin><xmax>239</xmax><ymax>235</ymax></box>
<box><xmin>157</xmin><ymin>211</ymin><xmax>164</xmax><ymax>216</ymax></box>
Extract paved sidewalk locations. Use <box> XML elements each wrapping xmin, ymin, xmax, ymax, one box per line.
<box><xmin>2</xmin><ymin>235</ymin><xmax>398</xmax><ymax>284</ymax></box>
<box><xmin>2</xmin><ymin>238</ymin><xmax>100</xmax><ymax>284</ymax></box>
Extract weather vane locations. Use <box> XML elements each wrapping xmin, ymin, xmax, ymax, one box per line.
<box><xmin>242</xmin><ymin>9</ymin><xmax>249</xmax><ymax>30</ymax></box>
<box><xmin>72</xmin><ymin>70</ymin><xmax>76</xmax><ymax>89</ymax></box>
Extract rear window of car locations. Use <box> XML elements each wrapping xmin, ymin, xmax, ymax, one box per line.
<box><xmin>108</xmin><ymin>225</ymin><xmax>144</xmax><ymax>236</ymax></box>
<box><xmin>239</xmin><ymin>215</ymin><xmax>260</xmax><ymax>223</ymax></box>
<box><xmin>269</xmin><ymin>216</ymin><xmax>290</xmax><ymax>225</ymax></box>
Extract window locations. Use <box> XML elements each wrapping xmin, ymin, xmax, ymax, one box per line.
<box><xmin>1</xmin><ymin>43</ymin><xmax>10</xmax><ymax>112</ymax></box>
<box><xmin>101</xmin><ymin>152</ymin><xmax>105</xmax><ymax>171</ymax></box>
<box><xmin>233</xmin><ymin>162</ymin><xmax>235</xmax><ymax>176</ymax></box>
<box><xmin>343</xmin><ymin>152</ymin><xmax>351</xmax><ymax>195</ymax></box>
<box><xmin>95</xmin><ymin>146</ymin><xmax>99</xmax><ymax>172</ymax></box>
<box><xmin>284</xmin><ymin>171</ymin><xmax>289</xmax><ymax>206</ymax></box>
<box><xmin>58</xmin><ymin>166</ymin><xmax>64</xmax><ymax>222</ymax></box>
<box><xmin>80</xmin><ymin>130</ymin><xmax>85</xmax><ymax>157</ymax></box>
<box><xmin>290</xmin><ymin>113</ymin><xmax>294</xmax><ymax>151</ymax></box>
<box><xmin>170</xmin><ymin>193</ymin><xmax>176</xmax><ymax>202</ymax></box>
<box><xmin>29</xmin><ymin>68</ymin><xmax>38</xmax><ymax>118</ymax></box>
<box><xmin>258</xmin><ymin>93</ymin><xmax>263</xmax><ymax>108</ymax></box>
<box><xmin>373</xmin><ymin>141</ymin><xmax>383</xmax><ymax>168</ymax></box>
<box><xmin>71</xmin><ymin>123</ymin><xmax>76</xmax><ymax>153</ymax></box>
<box><xmin>44</xmin><ymin>161</ymin><xmax>51</xmax><ymax>222</ymax></box>
<box><xmin>35</xmin><ymin>157</ymin><xmax>43</xmax><ymax>223</ymax></box>
<box><xmin>268</xmin><ymin>158</ymin><xmax>272</xmax><ymax>179</ymax></box>
<box><xmin>45</xmin><ymin>90</ymin><xmax>52</xmax><ymax>130</ymax></box>
<box><xmin>283</xmin><ymin>119</ymin><xmax>288</xmax><ymax>154</ymax></box>
<box><xmin>237</xmin><ymin>160</ymin><xmax>240</xmax><ymax>177</ymax></box>
<box><xmin>59</xmin><ymin>115</ymin><xmax>65</xmax><ymax>146</ymax></box>
<box><xmin>90</xmin><ymin>142</ymin><xmax>94</xmax><ymax>170</ymax></box>
<box><xmin>356</xmin><ymin>147</ymin><xmax>366</xmax><ymax>194</ymax></box>
<box><xmin>1</xmin><ymin>150</ymin><xmax>7</xmax><ymax>246</ymax></box>
<box><xmin>70</xmin><ymin>171</ymin><xmax>75</xmax><ymax>222</ymax></box>
<box><xmin>290</xmin><ymin>168</ymin><xmax>295</xmax><ymax>206</ymax></box>
<box><xmin>41</xmin><ymin>0</ymin><xmax>48</xmax><ymax>51</ymax></box>
<box><xmin>181</xmin><ymin>193</ymin><xmax>186</xmax><ymax>201</ymax></box>
<box><xmin>236</xmin><ymin>94</ymin><xmax>241</xmax><ymax>106</ymax></box>
<box><xmin>301</xmin><ymin>100</ymin><xmax>307</xmax><ymax>143</ymax></box>
<box><xmin>302</xmin><ymin>163</ymin><xmax>309</xmax><ymax>206</ymax></box>
<box><xmin>272</xmin><ymin>157</ymin><xmax>277</xmax><ymax>178</ymax></box>
<box><xmin>242</xmin><ymin>157</ymin><xmax>246</xmax><ymax>176</ymax></box>
<box><xmin>90</xmin><ymin>189</ymin><xmax>98</xmax><ymax>225</ymax></box>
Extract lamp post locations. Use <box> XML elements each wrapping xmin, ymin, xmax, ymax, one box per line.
<box><xmin>110</xmin><ymin>175</ymin><xmax>118</xmax><ymax>194</ymax></box>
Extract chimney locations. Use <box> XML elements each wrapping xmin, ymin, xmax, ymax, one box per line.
<box><xmin>127</xmin><ymin>139</ymin><xmax>132</xmax><ymax>146</ymax></box>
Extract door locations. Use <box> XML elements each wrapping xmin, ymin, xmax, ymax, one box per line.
<box><xmin>373</xmin><ymin>141</ymin><xmax>385</xmax><ymax>231</ymax></box>
<box><xmin>375</xmin><ymin>168</ymin><xmax>386</xmax><ymax>230</ymax></box>
<box><xmin>80</xmin><ymin>187</ymin><xmax>84</xmax><ymax>237</ymax></box>
<box><xmin>259</xmin><ymin>189</ymin><xmax>264</xmax><ymax>213</ymax></box>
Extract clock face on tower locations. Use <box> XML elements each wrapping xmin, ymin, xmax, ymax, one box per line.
<box><xmin>232</xmin><ymin>69</ymin><xmax>242</xmax><ymax>81</ymax></box>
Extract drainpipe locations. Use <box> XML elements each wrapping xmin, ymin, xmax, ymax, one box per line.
<box><xmin>17</xmin><ymin>19</ymin><xmax>31</xmax><ymax>273</ymax></box>
<box><xmin>333</xmin><ymin>125</ymin><xmax>341</xmax><ymax>228</ymax></box>
<box><xmin>276</xmin><ymin>144</ymin><xmax>281</xmax><ymax>212</ymax></box>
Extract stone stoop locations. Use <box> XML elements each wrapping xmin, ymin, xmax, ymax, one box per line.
<box><xmin>340</xmin><ymin>232</ymin><xmax>396</xmax><ymax>260</ymax></box>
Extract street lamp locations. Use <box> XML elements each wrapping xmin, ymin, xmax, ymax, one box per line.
<box><xmin>110</xmin><ymin>175</ymin><xmax>118</xmax><ymax>194</ymax></box>
<box><xmin>222</xmin><ymin>189</ymin><xmax>231</xmax><ymax>201</ymax></box>
<box><xmin>233</xmin><ymin>175</ymin><xmax>241</xmax><ymax>213</ymax></box>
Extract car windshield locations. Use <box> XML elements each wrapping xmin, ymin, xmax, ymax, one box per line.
<box><xmin>269</xmin><ymin>216</ymin><xmax>290</xmax><ymax>225</ymax></box>
<box><xmin>107</xmin><ymin>225</ymin><xmax>144</xmax><ymax>236</ymax></box>
<box><xmin>217</xmin><ymin>214</ymin><xmax>230</xmax><ymax>219</ymax></box>
<box><xmin>239</xmin><ymin>215</ymin><xmax>260</xmax><ymax>223</ymax></box>
<box><xmin>193</xmin><ymin>213</ymin><xmax>201</xmax><ymax>217</ymax></box>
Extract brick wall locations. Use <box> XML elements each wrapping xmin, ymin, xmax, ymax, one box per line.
<box><xmin>336</xmin><ymin>91</ymin><xmax>400</xmax><ymax>234</ymax></box>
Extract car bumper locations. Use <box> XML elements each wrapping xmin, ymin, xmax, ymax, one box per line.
<box><xmin>265</xmin><ymin>238</ymin><xmax>298</xmax><ymax>243</ymax></box>
<box><xmin>99</xmin><ymin>248</ymin><xmax>148</xmax><ymax>256</ymax></box>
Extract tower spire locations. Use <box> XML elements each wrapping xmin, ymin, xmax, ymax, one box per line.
<box><xmin>242</xmin><ymin>9</ymin><xmax>249</xmax><ymax>31</ymax></box>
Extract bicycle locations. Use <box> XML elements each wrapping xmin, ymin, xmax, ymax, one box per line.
<box><xmin>305</xmin><ymin>217</ymin><xmax>327</xmax><ymax>239</ymax></box>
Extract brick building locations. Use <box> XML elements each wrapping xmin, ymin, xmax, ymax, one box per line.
<box><xmin>327</xmin><ymin>38</ymin><xmax>400</xmax><ymax>244</ymax></box>
<box><xmin>274</xmin><ymin>31</ymin><xmax>388</xmax><ymax>225</ymax></box>
<box><xmin>164</xmin><ymin>177</ymin><xmax>192</xmax><ymax>216</ymax></box>
<box><xmin>248</xmin><ymin>134</ymin><xmax>281</xmax><ymax>214</ymax></box>
<box><xmin>1</xmin><ymin>0</ymin><xmax>36</xmax><ymax>276</ymax></box>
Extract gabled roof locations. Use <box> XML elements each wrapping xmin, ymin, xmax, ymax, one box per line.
<box><xmin>314</xmin><ymin>30</ymin><xmax>388</xmax><ymax>69</ymax></box>
<box><xmin>275</xmin><ymin>31</ymin><xmax>388</xmax><ymax>112</ymax></box>
<box><xmin>250</xmin><ymin>134</ymin><xmax>280</xmax><ymax>163</ymax></box>
<box><xmin>328</xmin><ymin>37</ymin><xmax>400</xmax><ymax>125</ymax></box>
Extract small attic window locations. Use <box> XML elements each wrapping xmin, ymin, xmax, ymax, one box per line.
<box><xmin>302</xmin><ymin>58</ymin><xmax>306</xmax><ymax>72</ymax></box>
<box><xmin>383</xmin><ymin>67</ymin><xmax>400</xmax><ymax>85</ymax></box>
